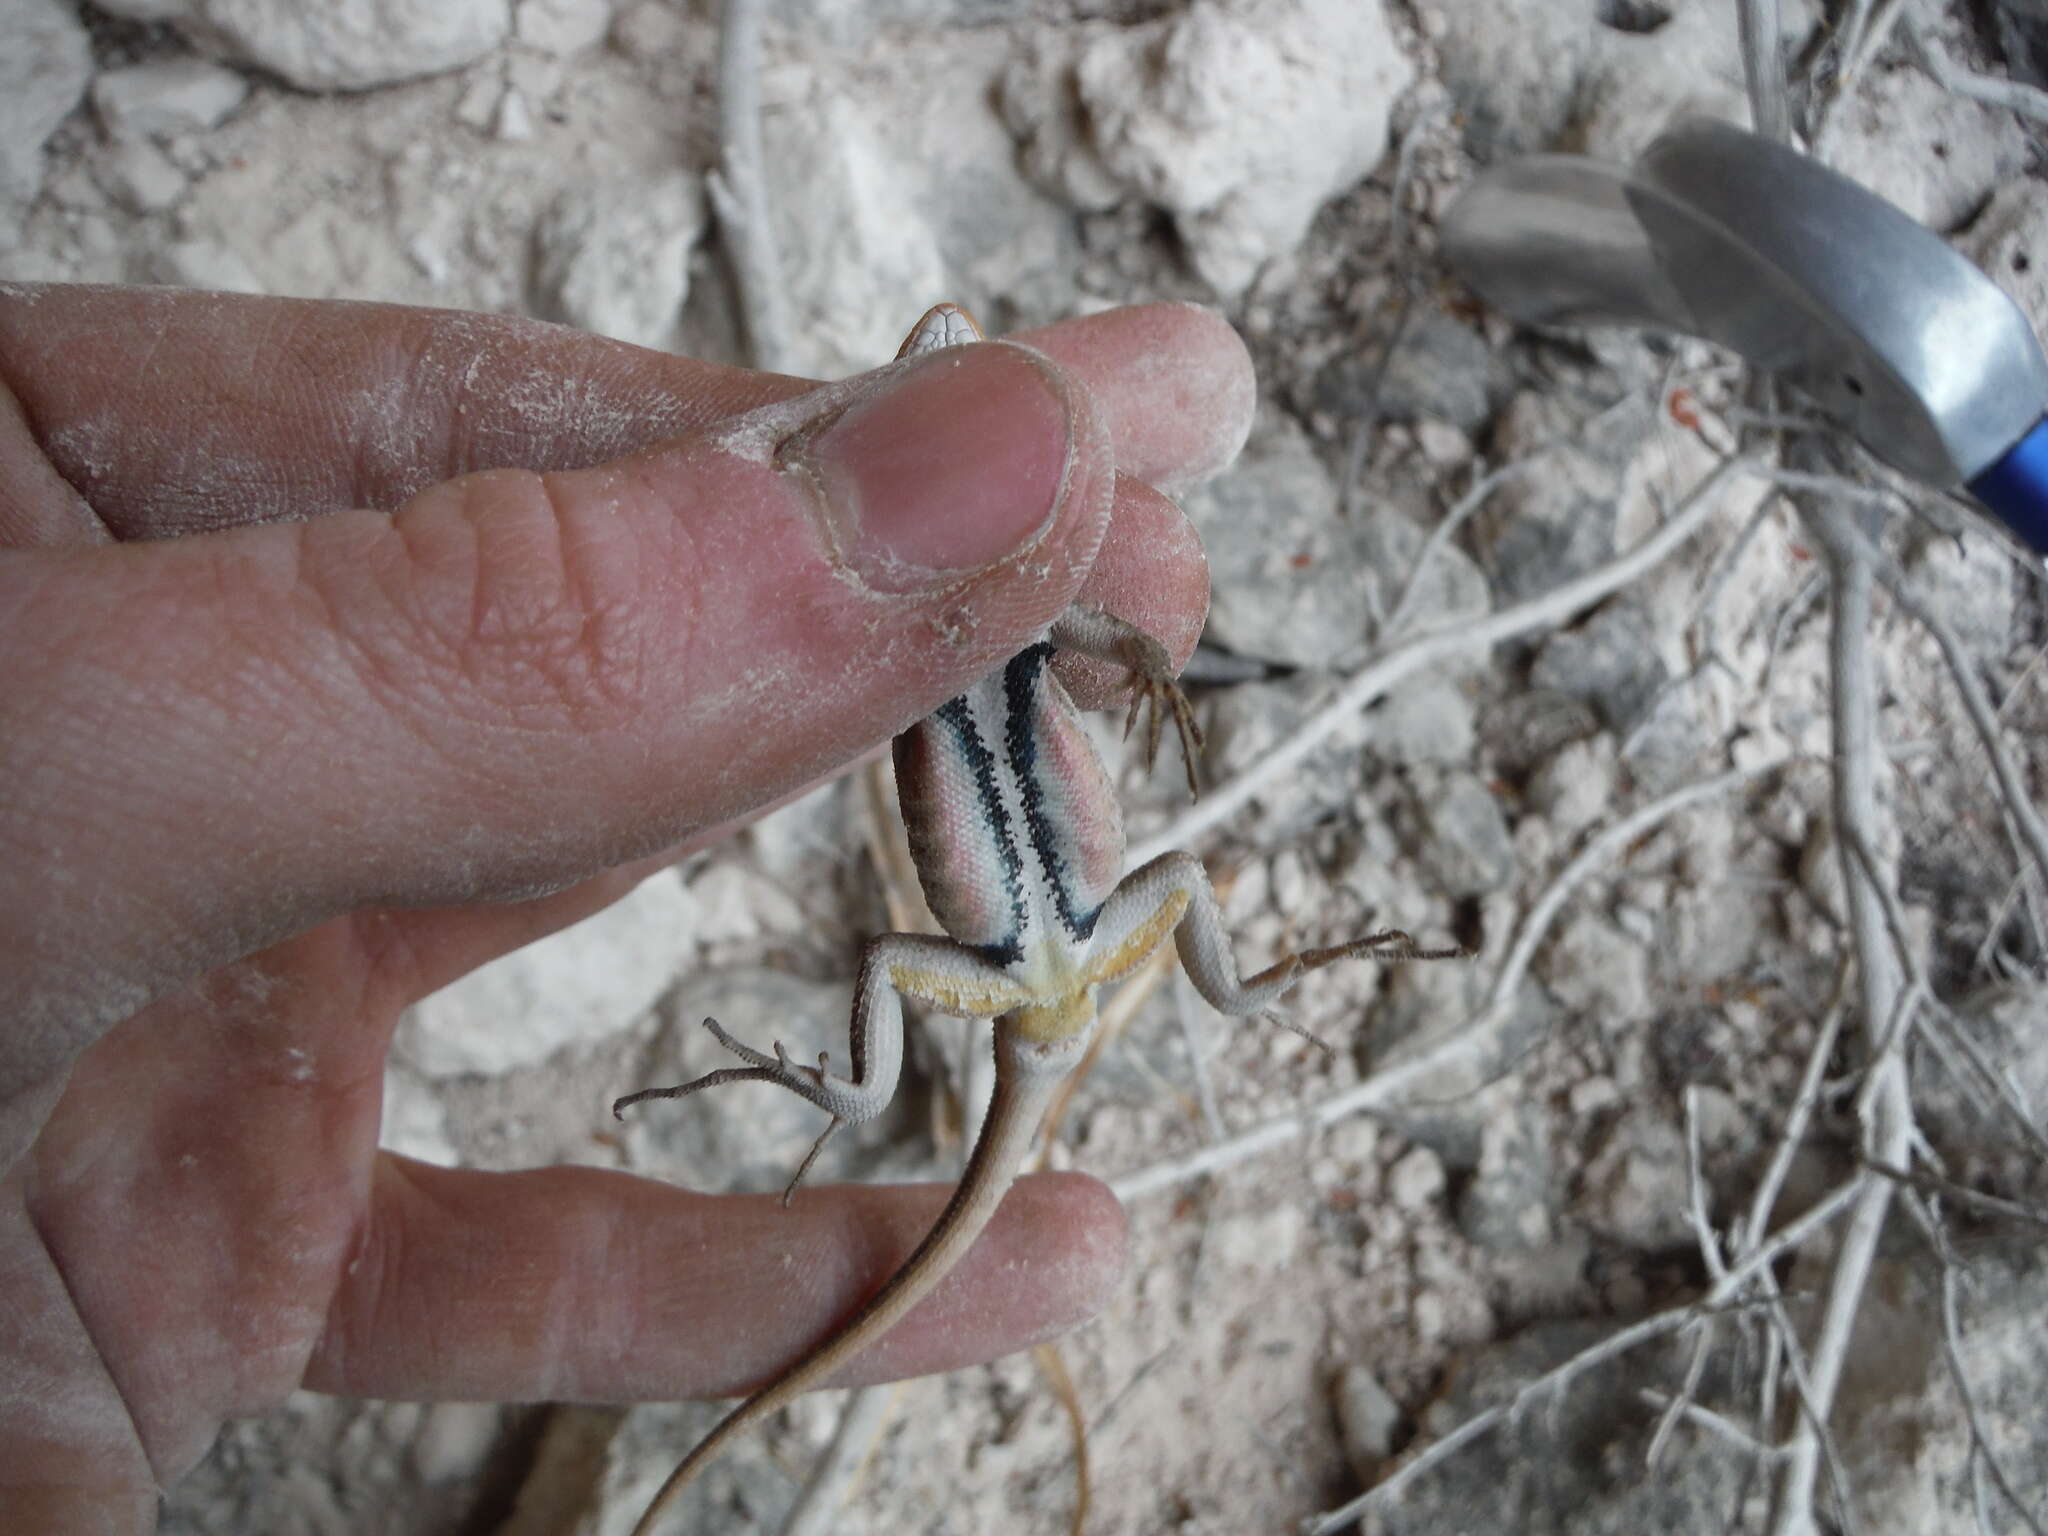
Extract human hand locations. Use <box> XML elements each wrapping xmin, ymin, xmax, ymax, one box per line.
<box><xmin>0</xmin><ymin>285</ymin><xmax>1249</xmax><ymax>1528</ymax></box>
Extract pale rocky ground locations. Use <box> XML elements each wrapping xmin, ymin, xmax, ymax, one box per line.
<box><xmin>8</xmin><ymin>1</ymin><xmax>2048</xmax><ymax>1533</ymax></box>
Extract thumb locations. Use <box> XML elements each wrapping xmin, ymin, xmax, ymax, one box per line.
<box><xmin>0</xmin><ymin>340</ymin><xmax>1112</xmax><ymax>1086</ymax></box>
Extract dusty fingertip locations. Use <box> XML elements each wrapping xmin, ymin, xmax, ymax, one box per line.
<box><xmin>1152</xmin><ymin>306</ymin><xmax>1257</xmax><ymax>494</ymax></box>
<box><xmin>1032</xmin><ymin>1171</ymin><xmax>1131</xmax><ymax>1325</ymax></box>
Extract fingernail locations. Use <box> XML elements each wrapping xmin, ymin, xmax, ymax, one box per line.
<box><xmin>798</xmin><ymin>343</ymin><xmax>1076</xmax><ymax>592</ymax></box>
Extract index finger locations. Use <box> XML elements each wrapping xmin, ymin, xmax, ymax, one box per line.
<box><xmin>0</xmin><ymin>286</ymin><xmax>1252</xmax><ymax>542</ymax></box>
<box><xmin>301</xmin><ymin>1157</ymin><xmax>1128</xmax><ymax>1403</ymax></box>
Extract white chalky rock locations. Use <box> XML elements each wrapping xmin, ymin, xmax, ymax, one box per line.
<box><xmin>1535</xmin><ymin>910</ymin><xmax>1650</xmax><ymax>1026</ymax></box>
<box><xmin>147</xmin><ymin>237</ymin><xmax>264</xmax><ymax>293</ymax></box>
<box><xmin>1389</xmin><ymin>1145</ymin><xmax>1447</xmax><ymax>1211</ymax></box>
<box><xmin>410</xmin><ymin>1402</ymin><xmax>502</xmax><ymax>1484</ymax></box>
<box><xmin>93</xmin><ymin>57</ymin><xmax>251</xmax><ymax>140</ymax></box>
<box><xmin>379</xmin><ymin>1064</ymin><xmax>460</xmax><ymax>1165</ymax></box>
<box><xmin>1212</xmin><ymin>1201</ymin><xmax>1305</xmax><ymax>1275</ymax></box>
<box><xmin>92</xmin><ymin>0</ymin><xmax>512</xmax><ymax>92</ymax></box>
<box><xmin>1578</xmin><ymin>1110</ymin><xmax>1692</xmax><ymax>1251</ymax></box>
<box><xmin>494</xmin><ymin>85</ymin><xmax>535</xmax><ymax>142</ymax></box>
<box><xmin>1333</xmin><ymin>1364</ymin><xmax>1402</xmax><ymax>1470</ymax></box>
<box><xmin>1825</xmin><ymin>65</ymin><xmax>2030</xmax><ymax>232</ymax></box>
<box><xmin>766</xmin><ymin>77</ymin><xmax>950</xmax><ymax>376</ymax></box>
<box><xmin>1006</xmin><ymin>0</ymin><xmax>1412</xmax><ymax>296</ymax></box>
<box><xmin>516</xmin><ymin>0</ymin><xmax>613</xmax><ymax>57</ymax></box>
<box><xmin>96</xmin><ymin>139</ymin><xmax>189</xmax><ymax>213</ymax></box>
<box><xmin>1571</xmin><ymin>4</ymin><xmax>1750</xmax><ymax>163</ymax></box>
<box><xmin>0</xmin><ymin>0</ymin><xmax>93</xmax><ymax>206</ymax></box>
<box><xmin>1962</xmin><ymin>174</ymin><xmax>2048</xmax><ymax>331</ymax></box>
<box><xmin>533</xmin><ymin>171</ymin><xmax>705</xmax><ymax>348</ymax></box>
<box><xmin>610</xmin><ymin>1</ymin><xmax>692</xmax><ymax>64</ymax></box>
<box><xmin>397</xmin><ymin>869</ymin><xmax>698</xmax><ymax>1077</ymax></box>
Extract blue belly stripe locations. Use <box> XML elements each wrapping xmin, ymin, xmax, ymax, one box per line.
<box><xmin>1001</xmin><ymin>644</ymin><xmax>1100</xmax><ymax>941</ymax></box>
<box><xmin>931</xmin><ymin>693</ymin><xmax>1027</xmax><ymax>964</ymax></box>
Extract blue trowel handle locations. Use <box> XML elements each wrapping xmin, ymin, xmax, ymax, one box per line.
<box><xmin>1969</xmin><ymin>416</ymin><xmax>2048</xmax><ymax>557</ymax></box>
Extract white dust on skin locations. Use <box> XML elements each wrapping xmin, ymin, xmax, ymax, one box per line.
<box><xmin>400</xmin><ymin>309</ymin><xmax>706</xmax><ymax>483</ymax></box>
<box><xmin>0</xmin><ymin>1201</ymin><xmax>153</xmax><ymax>1491</ymax></box>
<box><xmin>17</xmin><ymin>295</ymin><xmax>703</xmax><ymax>532</ymax></box>
<box><xmin>19</xmin><ymin>287</ymin><xmax>320</xmax><ymax>533</ymax></box>
<box><xmin>6</xmin><ymin>958</ymin><xmax>176</xmax><ymax>1143</ymax></box>
<box><xmin>1108</xmin><ymin>302</ymin><xmax>1260</xmax><ymax>497</ymax></box>
<box><xmin>682</xmin><ymin>339</ymin><xmax>1102</xmax><ymax>809</ymax></box>
<box><xmin>2</xmin><ymin>27</ymin><xmax>1310</xmax><ymax>1527</ymax></box>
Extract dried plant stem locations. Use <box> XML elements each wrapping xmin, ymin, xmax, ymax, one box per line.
<box><xmin>1768</xmin><ymin>496</ymin><xmax>1913</xmax><ymax>1536</ymax></box>
<box><xmin>1741</xmin><ymin>964</ymin><xmax>1849</xmax><ymax>1255</ymax></box>
<box><xmin>778</xmin><ymin>1385</ymin><xmax>900</xmax><ymax>1536</ymax></box>
<box><xmin>1875</xmin><ymin>556</ymin><xmax>2048</xmax><ymax>902</ymax></box>
<box><xmin>1903</xmin><ymin>1194</ymin><xmax>2048</xmax><ymax>1536</ymax></box>
<box><xmin>1640</xmin><ymin>1391</ymin><xmax>1784</xmax><ymax>1459</ymax></box>
<box><xmin>1299</xmin><ymin>1180</ymin><xmax>1867</xmax><ymax>1536</ymax></box>
<box><xmin>1865</xmin><ymin>1160</ymin><xmax>2048</xmax><ymax>1232</ymax></box>
<box><xmin>1133</xmin><ymin>454</ymin><xmax>1757</xmax><ymax>864</ymax></box>
<box><xmin>710</xmin><ymin>0</ymin><xmax>794</xmax><ymax>372</ymax></box>
<box><xmin>1739</xmin><ymin>0</ymin><xmax>1793</xmax><ymax>141</ymax></box>
<box><xmin>1907</xmin><ymin>7</ymin><xmax>2048</xmax><ymax>125</ymax></box>
<box><xmin>1384</xmin><ymin>393</ymin><xmax>1643</xmax><ymax>641</ymax></box>
<box><xmin>1110</xmin><ymin>761</ymin><xmax>1779</xmax><ymax>1203</ymax></box>
<box><xmin>1648</xmin><ymin>1090</ymin><xmax>1724</xmax><ymax>1466</ymax></box>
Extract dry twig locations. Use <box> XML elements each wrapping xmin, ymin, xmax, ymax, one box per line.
<box><xmin>1133</xmin><ymin>454</ymin><xmax>1759</xmax><ymax>863</ymax></box>
<box><xmin>1764</xmin><ymin>489</ymin><xmax>1913</xmax><ymax>1536</ymax></box>
<box><xmin>777</xmin><ymin>1385</ymin><xmax>901</xmax><ymax>1536</ymax></box>
<box><xmin>1111</xmin><ymin>760</ymin><xmax>1781</xmax><ymax>1203</ymax></box>
<box><xmin>1901</xmin><ymin>1192</ymin><xmax>2048</xmax><ymax>1536</ymax></box>
<box><xmin>710</xmin><ymin>0</ymin><xmax>795</xmax><ymax>372</ymax></box>
<box><xmin>1299</xmin><ymin>1180</ymin><xmax>1868</xmax><ymax>1536</ymax></box>
<box><xmin>1906</xmin><ymin>6</ymin><xmax>2048</xmax><ymax>125</ymax></box>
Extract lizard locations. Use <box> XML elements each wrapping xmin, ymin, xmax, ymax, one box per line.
<box><xmin>612</xmin><ymin>303</ymin><xmax>1457</xmax><ymax>1534</ymax></box>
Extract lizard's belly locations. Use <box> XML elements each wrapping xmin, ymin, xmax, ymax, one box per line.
<box><xmin>892</xmin><ymin>645</ymin><xmax>1125</xmax><ymax>962</ymax></box>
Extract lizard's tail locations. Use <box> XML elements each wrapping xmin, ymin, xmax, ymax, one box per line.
<box><xmin>629</xmin><ymin>1056</ymin><xmax>1065</xmax><ymax>1536</ymax></box>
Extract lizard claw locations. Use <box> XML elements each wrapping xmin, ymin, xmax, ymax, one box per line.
<box><xmin>1121</xmin><ymin>645</ymin><xmax>1204</xmax><ymax>800</ymax></box>
<box><xmin>1259</xmin><ymin>1008</ymin><xmax>1337</xmax><ymax>1059</ymax></box>
<box><xmin>1335</xmin><ymin>929</ymin><xmax>1471</xmax><ymax>964</ymax></box>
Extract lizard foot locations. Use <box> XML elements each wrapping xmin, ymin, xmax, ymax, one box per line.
<box><xmin>611</xmin><ymin>1018</ymin><xmax>838</xmax><ymax>1119</ymax></box>
<box><xmin>1118</xmin><ymin>634</ymin><xmax>1205</xmax><ymax>799</ymax></box>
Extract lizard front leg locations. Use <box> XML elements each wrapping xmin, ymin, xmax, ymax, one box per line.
<box><xmin>614</xmin><ymin>932</ymin><xmax>1030</xmax><ymax>1201</ymax></box>
<box><xmin>1082</xmin><ymin>851</ymin><xmax>1461</xmax><ymax>1036</ymax></box>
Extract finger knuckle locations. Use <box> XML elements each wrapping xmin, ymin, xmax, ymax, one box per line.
<box><xmin>392</xmin><ymin>468</ymin><xmax>674</xmax><ymax>736</ymax></box>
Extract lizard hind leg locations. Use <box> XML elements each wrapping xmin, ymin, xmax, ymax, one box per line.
<box><xmin>1088</xmin><ymin>852</ymin><xmax>1467</xmax><ymax>1032</ymax></box>
<box><xmin>613</xmin><ymin>932</ymin><xmax>1002</xmax><ymax>1169</ymax></box>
